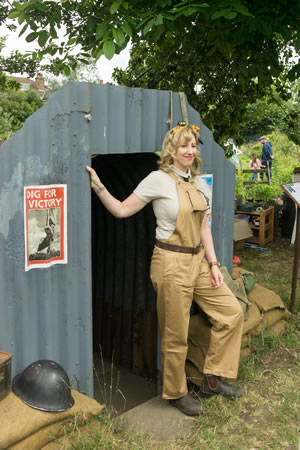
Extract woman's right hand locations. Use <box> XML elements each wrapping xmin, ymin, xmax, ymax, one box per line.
<box><xmin>85</xmin><ymin>165</ymin><xmax>104</xmax><ymax>191</ymax></box>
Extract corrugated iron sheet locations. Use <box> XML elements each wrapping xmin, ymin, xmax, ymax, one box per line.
<box><xmin>0</xmin><ymin>83</ymin><xmax>235</xmax><ymax>396</ymax></box>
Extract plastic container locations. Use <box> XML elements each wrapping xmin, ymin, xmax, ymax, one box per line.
<box><xmin>0</xmin><ymin>352</ymin><xmax>13</xmax><ymax>401</ymax></box>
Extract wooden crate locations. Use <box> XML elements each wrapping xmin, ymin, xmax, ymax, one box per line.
<box><xmin>235</xmin><ymin>206</ymin><xmax>274</xmax><ymax>247</ymax></box>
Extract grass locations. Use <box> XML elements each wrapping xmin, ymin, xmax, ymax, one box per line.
<box><xmin>52</xmin><ymin>236</ymin><xmax>300</xmax><ymax>449</ymax></box>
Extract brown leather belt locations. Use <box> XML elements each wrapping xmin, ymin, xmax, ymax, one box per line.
<box><xmin>155</xmin><ymin>240</ymin><xmax>203</xmax><ymax>255</ymax></box>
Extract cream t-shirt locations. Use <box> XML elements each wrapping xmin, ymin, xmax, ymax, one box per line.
<box><xmin>133</xmin><ymin>166</ymin><xmax>206</xmax><ymax>240</ymax></box>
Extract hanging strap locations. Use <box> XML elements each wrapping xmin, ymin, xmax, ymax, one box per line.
<box><xmin>168</xmin><ymin>91</ymin><xmax>173</xmax><ymax>130</ymax></box>
<box><xmin>168</xmin><ymin>91</ymin><xmax>189</xmax><ymax>130</ymax></box>
<box><xmin>179</xmin><ymin>92</ymin><xmax>189</xmax><ymax>123</ymax></box>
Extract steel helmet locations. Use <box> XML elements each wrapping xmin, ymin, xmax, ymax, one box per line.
<box><xmin>12</xmin><ymin>359</ymin><xmax>75</xmax><ymax>412</ymax></box>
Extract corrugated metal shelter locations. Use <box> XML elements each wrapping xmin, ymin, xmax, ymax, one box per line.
<box><xmin>0</xmin><ymin>83</ymin><xmax>235</xmax><ymax>397</ymax></box>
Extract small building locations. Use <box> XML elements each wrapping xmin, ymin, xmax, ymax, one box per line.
<box><xmin>9</xmin><ymin>73</ymin><xmax>50</xmax><ymax>100</ymax></box>
<box><xmin>0</xmin><ymin>83</ymin><xmax>235</xmax><ymax>399</ymax></box>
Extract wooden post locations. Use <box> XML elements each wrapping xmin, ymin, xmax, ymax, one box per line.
<box><xmin>290</xmin><ymin>206</ymin><xmax>300</xmax><ymax>312</ymax></box>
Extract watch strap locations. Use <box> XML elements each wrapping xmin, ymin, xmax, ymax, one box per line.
<box><xmin>209</xmin><ymin>261</ymin><xmax>220</xmax><ymax>268</ymax></box>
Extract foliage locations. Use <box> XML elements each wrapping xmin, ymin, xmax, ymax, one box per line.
<box><xmin>113</xmin><ymin>39</ymin><xmax>266</xmax><ymax>147</ymax></box>
<box><xmin>3</xmin><ymin>1</ymin><xmax>300</xmax><ymax>147</ymax></box>
<box><xmin>0</xmin><ymin>33</ymin><xmax>40</xmax><ymax>77</ymax></box>
<box><xmin>0</xmin><ymin>87</ymin><xmax>43</xmax><ymax>140</ymax></box>
<box><xmin>5</xmin><ymin>0</ymin><xmax>300</xmax><ymax>81</ymax></box>
<box><xmin>240</xmin><ymin>87</ymin><xmax>300</xmax><ymax>145</ymax></box>
<box><xmin>45</xmin><ymin>59</ymin><xmax>103</xmax><ymax>91</ymax></box>
<box><xmin>235</xmin><ymin>132</ymin><xmax>300</xmax><ymax>201</ymax></box>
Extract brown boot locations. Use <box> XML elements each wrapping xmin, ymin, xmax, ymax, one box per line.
<box><xmin>201</xmin><ymin>375</ymin><xmax>244</xmax><ymax>400</ymax></box>
<box><xmin>169</xmin><ymin>394</ymin><xmax>204</xmax><ymax>416</ymax></box>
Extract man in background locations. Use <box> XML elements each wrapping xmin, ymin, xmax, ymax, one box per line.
<box><xmin>259</xmin><ymin>135</ymin><xmax>274</xmax><ymax>181</ymax></box>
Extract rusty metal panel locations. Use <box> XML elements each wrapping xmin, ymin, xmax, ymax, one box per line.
<box><xmin>0</xmin><ymin>83</ymin><xmax>235</xmax><ymax>397</ymax></box>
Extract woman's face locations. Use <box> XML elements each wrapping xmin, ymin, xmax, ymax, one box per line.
<box><xmin>173</xmin><ymin>135</ymin><xmax>197</xmax><ymax>173</ymax></box>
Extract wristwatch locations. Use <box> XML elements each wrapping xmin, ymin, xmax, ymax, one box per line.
<box><xmin>209</xmin><ymin>261</ymin><xmax>221</xmax><ymax>269</ymax></box>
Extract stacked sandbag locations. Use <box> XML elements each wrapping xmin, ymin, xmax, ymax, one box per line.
<box><xmin>232</xmin><ymin>267</ymin><xmax>292</xmax><ymax>341</ymax></box>
<box><xmin>0</xmin><ymin>390</ymin><xmax>104</xmax><ymax>449</ymax></box>
<box><xmin>185</xmin><ymin>267</ymin><xmax>291</xmax><ymax>386</ymax></box>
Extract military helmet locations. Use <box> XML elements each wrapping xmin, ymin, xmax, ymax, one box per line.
<box><xmin>12</xmin><ymin>359</ymin><xmax>74</xmax><ymax>412</ymax></box>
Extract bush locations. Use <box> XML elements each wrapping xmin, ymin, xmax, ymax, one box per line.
<box><xmin>236</xmin><ymin>132</ymin><xmax>300</xmax><ymax>202</ymax></box>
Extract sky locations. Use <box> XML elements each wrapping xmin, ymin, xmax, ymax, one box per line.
<box><xmin>1</xmin><ymin>25</ymin><xmax>130</xmax><ymax>83</ymax></box>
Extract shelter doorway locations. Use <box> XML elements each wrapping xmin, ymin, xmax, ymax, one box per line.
<box><xmin>91</xmin><ymin>153</ymin><xmax>160</xmax><ymax>413</ymax></box>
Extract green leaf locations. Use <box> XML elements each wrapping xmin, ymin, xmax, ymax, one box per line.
<box><xmin>49</xmin><ymin>47</ymin><xmax>58</xmax><ymax>56</ymax></box>
<box><xmin>155</xmin><ymin>14</ymin><xmax>163</xmax><ymax>26</ymax></box>
<box><xmin>63</xmin><ymin>65</ymin><xmax>71</xmax><ymax>76</ymax></box>
<box><xmin>67</xmin><ymin>37</ymin><xmax>78</xmax><ymax>45</ymax></box>
<box><xmin>35</xmin><ymin>1</ymin><xmax>48</xmax><ymax>12</ymax></box>
<box><xmin>92</xmin><ymin>46</ymin><xmax>103</xmax><ymax>60</ymax></box>
<box><xmin>295</xmin><ymin>38</ymin><xmax>300</xmax><ymax>52</ymax></box>
<box><xmin>96</xmin><ymin>22</ymin><xmax>108</xmax><ymax>40</ymax></box>
<box><xmin>110</xmin><ymin>1</ymin><xmax>120</xmax><ymax>14</ymax></box>
<box><xmin>50</xmin><ymin>27</ymin><xmax>58</xmax><ymax>39</ymax></box>
<box><xmin>8</xmin><ymin>10</ymin><xmax>20</xmax><ymax>19</ymax></box>
<box><xmin>211</xmin><ymin>9</ymin><xmax>227</xmax><ymax>20</ymax></box>
<box><xmin>153</xmin><ymin>25</ymin><xmax>165</xmax><ymax>42</ymax></box>
<box><xmin>183</xmin><ymin>7</ymin><xmax>199</xmax><ymax>16</ymax></box>
<box><xmin>224</xmin><ymin>11</ymin><xmax>237</xmax><ymax>20</ymax></box>
<box><xmin>38</xmin><ymin>30</ymin><xmax>49</xmax><ymax>47</ymax></box>
<box><xmin>18</xmin><ymin>12</ymin><xmax>26</xmax><ymax>24</ymax></box>
<box><xmin>143</xmin><ymin>18</ymin><xmax>155</xmax><ymax>35</ymax></box>
<box><xmin>103</xmin><ymin>39</ymin><xmax>115</xmax><ymax>59</ymax></box>
<box><xmin>112</xmin><ymin>28</ymin><xmax>125</xmax><ymax>45</ymax></box>
<box><xmin>12</xmin><ymin>2</ymin><xmax>24</xmax><ymax>11</ymax></box>
<box><xmin>19</xmin><ymin>23</ymin><xmax>28</xmax><ymax>37</ymax></box>
<box><xmin>26</xmin><ymin>32</ymin><xmax>38</xmax><ymax>43</ymax></box>
<box><xmin>121</xmin><ymin>23</ymin><xmax>132</xmax><ymax>37</ymax></box>
<box><xmin>233</xmin><ymin>4</ymin><xmax>254</xmax><ymax>17</ymax></box>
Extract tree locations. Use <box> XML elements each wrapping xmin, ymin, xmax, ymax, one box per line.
<box><xmin>240</xmin><ymin>86</ymin><xmax>300</xmax><ymax>144</ymax></box>
<box><xmin>4</xmin><ymin>1</ymin><xmax>300</xmax><ymax>146</ymax></box>
<box><xmin>0</xmin><ymin>73</ymin><xmax>44</xmax><ymax>140</ymax></box>
<box><xmin>113</xmin><ymin>38</ymin><xmax>264</xmax><ymax>145</ymax></box>
<box><xmin>6</xmin><ymin>1</ymin><xmax>300</xmax><ymax>81</ymax></box>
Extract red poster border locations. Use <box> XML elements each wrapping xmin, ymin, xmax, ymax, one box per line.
<box><xmin>24</xmin><ymin>185</ymin><xmax>67</xmax><ymax>271</ymax></box>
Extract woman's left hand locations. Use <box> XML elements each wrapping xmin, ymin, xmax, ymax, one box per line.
<box><xmin>210</xmin><ymin>266</ymin><xmax>223</xmax><ymax>288</ymax></box>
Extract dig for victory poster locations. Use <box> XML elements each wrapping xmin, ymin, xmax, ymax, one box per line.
<box><xmin>24</xmin><ymin>185</ymin><xmax>67</xmax><ymax>271</ymax></box>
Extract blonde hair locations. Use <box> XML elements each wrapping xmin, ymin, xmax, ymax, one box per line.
<box><xmin>158</xmin><ymin>126</ymin><xmax>202</xmax><ymax>176</ymax></box>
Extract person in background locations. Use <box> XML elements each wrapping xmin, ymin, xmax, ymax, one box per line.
<box><xmin>86</xmin><ymin>122</ymin><xmax>244</xmax><ymax>417</ymax></box>
<box><xmin>250</xmin><ymin>152</ymin><xmax>261</xmax><ymax>181</ymax></box>
<box><xmin>259</xmin><ymin>136</ymin><xmax>274</xmax><ymax>181</ymax></box>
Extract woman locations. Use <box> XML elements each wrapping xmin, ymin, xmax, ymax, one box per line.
<box><xmin>250</xmin><ymin>152</ymin><xmax>261</xmax><ymax>181</ymax></box>
<box><xmin>86</xmin><ymin>122</ymin><xmax>244</xmax><ymax>417</ymax></box>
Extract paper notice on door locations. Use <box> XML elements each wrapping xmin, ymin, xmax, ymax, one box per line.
<box><xmin>24</xmin><ymin>185</ymin><xmax>67</xmax><ymax>271</ymax></box>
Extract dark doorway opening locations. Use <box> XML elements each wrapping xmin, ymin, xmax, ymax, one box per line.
<box><xmin>91</xmin><ymin>153</ymin><xmax>160</xmax><ymax>414</ymax></box>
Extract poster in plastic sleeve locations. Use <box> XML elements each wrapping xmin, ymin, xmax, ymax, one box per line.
<box><xmin>199</xmin><ymin>174</ymin><xmax>213</xmax><ymax>228</ymax></box>
<box><xmin>281</xmin><ymin>182</ymin><xmax>300</xmax><ymax>208</ymax></box>
<box><xmin>24</xmin><ymin>185</ymin><xmax>67</xmax><ymax>271</ymax></box>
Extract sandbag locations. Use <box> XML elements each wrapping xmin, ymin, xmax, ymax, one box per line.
<box><xmin>248</xmin><ymin>284</ymin><xmax>285</xmax><ymax>313</ymax></box>
<box><xmin>42</xmin><ymin>420</ymin><xmax>99</xmax><ymax>449</ymax></box>
<box><xmin>240</xmin><ymin>348</ymin><xmax>251</xmax><ymax>359</ymax></box>
<box><xmin>0</xmin><ymin>390</ymin><xmax>104</xmax><ymax>450</ymax></box>
<box><xmin>261</xmin><ymin>308</ymin><xmax>291</xmax><ymax>329</ymax></box>
<box><xmin>268</xmin><ymin>319</ymin><xmax>288</xmax><ymax>336</ymax></box>
<box><xmin>242</xmin><ymin>303</ymin><xmax>261</xmax><ymax>335</ymax></box>
<box><xmin>241</xmin><ymin>334</ymin><xmax>252</xmax><ymax>348</ymax></box>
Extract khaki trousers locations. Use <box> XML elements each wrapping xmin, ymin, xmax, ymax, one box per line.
<box><xmin>151</xmin><ymin>246</ymin><xmax>244</xmax><ymax>400</ymax></box>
